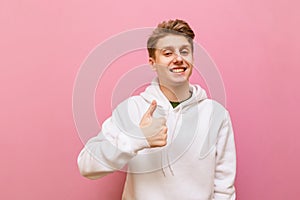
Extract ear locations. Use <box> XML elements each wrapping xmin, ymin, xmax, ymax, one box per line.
<box><xmin>149</xmin><ymin>57</ymin><xmax>157</xmax><ymax>71</ymax></box>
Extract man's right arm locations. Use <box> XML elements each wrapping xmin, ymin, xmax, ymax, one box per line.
<box><xmin>77</xmin><ymin>117</ymin><xmax>149</xmax><ymax>180</ymax></box>
<box><xmin>77</xmin><ymin>100</ymin><xmax>167</xmax><ymax>180</ymax></box>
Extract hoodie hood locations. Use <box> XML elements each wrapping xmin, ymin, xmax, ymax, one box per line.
<box><xmin>140</xmin><ymin>78</ymin><xmax>207</xmax><ymax>111</ymax></box>
<box><xmin>137</xmin><ymin>78</ymin><xmax>208</xmax><ymax>176</ymax></box>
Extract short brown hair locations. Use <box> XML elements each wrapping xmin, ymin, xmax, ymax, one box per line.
<box><xmin>147</xmin><ymin>19</ymin><xmax>195</xmax><ymax>59</ymax></box>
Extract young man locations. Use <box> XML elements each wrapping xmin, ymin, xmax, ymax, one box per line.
<box><xmin>78</xmin><ymin>19</ymin><xmax>236</xmax><ymax>200</ymax></box>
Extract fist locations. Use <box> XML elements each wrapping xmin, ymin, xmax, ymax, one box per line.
<box><xmin>139</xmin><ymin>100</ymin><xmax>168</xmax><ymax>148</ymax></box>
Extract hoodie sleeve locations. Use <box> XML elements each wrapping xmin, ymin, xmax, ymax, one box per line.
<box><xmin>213</xmin><ymin>111</ymin><xmax>237</xmax><ymax>200</ymax></box>
<box><xmin>77</xmin><ymin>101</ymin><xmax>149</xmax><ymax>180</ymax></box>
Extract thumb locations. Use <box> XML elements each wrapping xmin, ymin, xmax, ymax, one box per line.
<box><xmin>146</xmin><ymin>100</ymin><xmax>157</xmax><ymax>117</ymax></box>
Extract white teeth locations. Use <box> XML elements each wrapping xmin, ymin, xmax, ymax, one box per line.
<box><xmin>172</xmin><ymin>68</ymin><xmax>185</xmax><ymax>73</ymax></box>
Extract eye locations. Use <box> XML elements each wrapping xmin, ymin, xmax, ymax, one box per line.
<box><xmin>180</xmin><ymin>49</ymin><xmax>190</xmax><ymax>56</ymax></box>
<box><xmin>163</xmin><ymin>50</ymin><xmax>173</xmax><ymax>57</ymax></box>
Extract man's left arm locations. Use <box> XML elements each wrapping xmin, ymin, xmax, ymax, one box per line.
<box><xmin>213</xmin><ymin>111</ymin><xmax>237</xmax><ymax>200</ymax></box>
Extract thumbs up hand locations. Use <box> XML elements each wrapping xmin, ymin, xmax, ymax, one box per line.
<box><xmin>139</xmin><ymin>100</ymin><xmax>168</xmax><ymax>148</ymax></box>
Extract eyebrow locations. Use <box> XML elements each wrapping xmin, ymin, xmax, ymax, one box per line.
<box><xmin>159</xmin><ymin>45</ymin><xmax>191</xmax><ymax>50</ymax></box>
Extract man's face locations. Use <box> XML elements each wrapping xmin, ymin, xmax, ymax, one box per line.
<box><xmin>149</xmin><ymin>34</ymin><xmax>194</xmax><ymax>87</ymax></box>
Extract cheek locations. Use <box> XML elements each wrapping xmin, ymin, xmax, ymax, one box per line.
<box><xmin>184</xmin><ymin>56</ymin><xmax>194</xmax><ymax>65</ymax></box>
<box><xmin>157</xmin><ymin>55</ymin><xmax>174</xmax><ymax>63</ymax></box>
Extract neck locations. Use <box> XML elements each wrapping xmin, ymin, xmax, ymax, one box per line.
<box><xmin>159</xmin><ymin>82</ymin><xmax>190</xmax><ymax>102</ymax></box>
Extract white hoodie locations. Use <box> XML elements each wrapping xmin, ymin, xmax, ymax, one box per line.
<box><xmin>77</xmin><ymin>79</ymin><xmax>236</xmax><ymax>200</ymax></box>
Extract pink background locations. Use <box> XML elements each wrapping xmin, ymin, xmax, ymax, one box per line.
<box><xmin>1</xmin><ymin>0</ymin><xmax>299</xmax><ymax>199</ymax></box>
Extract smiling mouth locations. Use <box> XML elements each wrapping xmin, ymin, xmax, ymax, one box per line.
<box><xmin>170</xmin><ymin>67</ymin><xmax>187</xmax><ymax>73</ymax></box>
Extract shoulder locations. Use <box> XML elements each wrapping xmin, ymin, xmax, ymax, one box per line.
<box><xmin>199</xmin><ymin>98</ymin><xmax>227</xmax><ymax>110</ymax></box>
<box><xmin>198</xmin><ymin>99</ymin><xmax>229</xmax><ymax>121</ymax></box>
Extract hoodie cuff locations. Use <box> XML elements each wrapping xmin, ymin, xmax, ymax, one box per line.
<box><xmin>113</xmin><ymin>128</ymin><xmax>150</xmax><ymax>155</ymax></box>
<box><xmin>129</xmin><ymin>134</ymin><xmax>150</xmax><ymax>153</ymax></box>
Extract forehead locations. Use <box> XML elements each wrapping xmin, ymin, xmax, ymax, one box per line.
<box><xmin>155</xmin><ymin>34</ymin><xmax>191</xmax><ymax>50</ymax></box>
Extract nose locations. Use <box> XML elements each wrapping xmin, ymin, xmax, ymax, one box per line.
<box><xmin>173</xmin><ymin>53</ymin><xmax>183</xmax><ymax>64</ymax></box>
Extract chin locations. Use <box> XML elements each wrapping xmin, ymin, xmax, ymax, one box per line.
<box><xmin>169</xmin><ymin>78</ymin><xmax>189</xmax><ymax>86</ymax></box>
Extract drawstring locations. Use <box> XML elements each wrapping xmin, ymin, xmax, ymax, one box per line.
<box><xmin>161</xmin><ymin>149</ymin><xmax>174</xmax><ymax>177</ymax></box>
<box><xmin>166</xmin><ymin>152</ymin><xmax>174</xmax><ymax>176</ymax></box>
<box><xmin>160</xmin><ymin>109</ymin><xmax>170</xmax><ymax>177</ymax></box>
<box><xmin>161</xmin><ymin>105</ymin><xmax>182</xmax><ymax>177</ymax></box>
<box><xmin>161</xmin><ymin>151</ymin><xmax>166</xmax><ymax>177</ymax></box>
